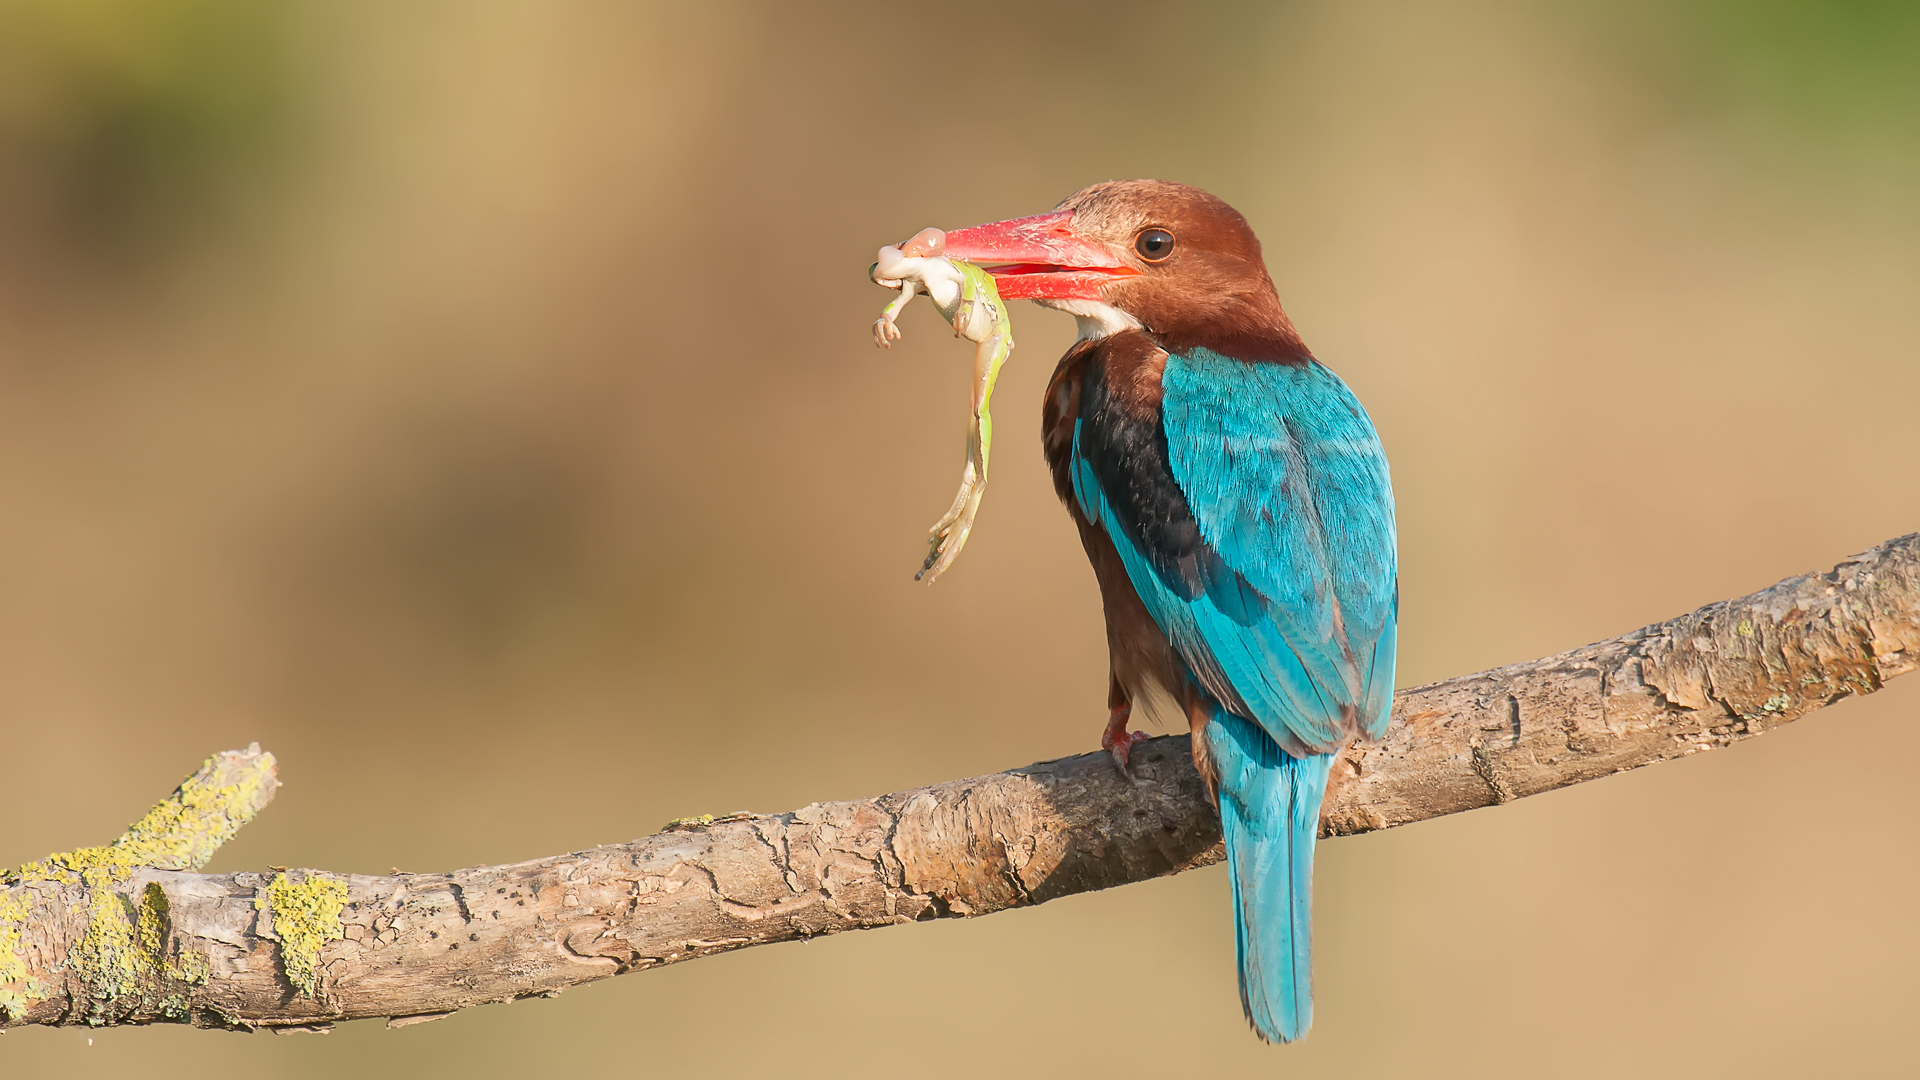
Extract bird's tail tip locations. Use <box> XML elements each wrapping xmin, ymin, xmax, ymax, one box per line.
<box><xmin>1204</xmin><ymin>710</ymin><xmax>1336</xmax><ymax>1046</ymax></box>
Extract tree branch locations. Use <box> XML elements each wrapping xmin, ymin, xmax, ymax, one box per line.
<box><xmin>4</xmin><ymin>534</ymin><xmax>1915</xmax><ymax>1032</ymax></box>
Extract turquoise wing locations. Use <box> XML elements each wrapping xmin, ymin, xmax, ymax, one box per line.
<box><xmin>1073</xmin><ymin>349</ymin><xmax>1397</xmax><ymax>752</ymax></box>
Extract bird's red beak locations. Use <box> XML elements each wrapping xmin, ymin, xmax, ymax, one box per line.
<box><xmin>933</xmin><ymin>210</ymin><xmax>1139</xmax><ymax>301</ymax></box>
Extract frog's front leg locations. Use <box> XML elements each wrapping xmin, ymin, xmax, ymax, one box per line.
<box><xmin>872</xmin><ymin>279</ymin><xmax>918</xmax><ymax>347</ymax></box>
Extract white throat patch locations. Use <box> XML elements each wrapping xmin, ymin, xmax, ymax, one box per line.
<box><xmin>1039</xmin><ymin>298</ymin><xmax>1144</xmax><ymax>340</ymax></box>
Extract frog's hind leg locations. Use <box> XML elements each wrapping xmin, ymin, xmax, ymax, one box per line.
<box><xmin>917</xmin><ymin>455</ymin><xmax>984</xmax><ymax>583</ymax></box>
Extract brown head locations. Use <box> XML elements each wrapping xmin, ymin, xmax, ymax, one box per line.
<box><xmin>924</xmin><ymin>180</ymin><xmax>1307</xmax><ymax>362</ymax></box>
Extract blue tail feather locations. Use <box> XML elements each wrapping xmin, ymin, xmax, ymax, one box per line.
<box><xmin>1205</xmin><ymin>708</ymin><xmax>1336</xmax><ymax>1044</ymax></box>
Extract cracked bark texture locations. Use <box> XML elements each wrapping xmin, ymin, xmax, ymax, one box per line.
<box><xmin>3</xmin><ymin>534</ymin><xmax>1915</xmax><ymax>1032</ymax></box>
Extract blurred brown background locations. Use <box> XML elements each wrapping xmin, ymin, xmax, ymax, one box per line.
<box><xmin>2</xmin><ymin>0</ymin><xmax>1917</xmax><ymax>1076</ymax></box>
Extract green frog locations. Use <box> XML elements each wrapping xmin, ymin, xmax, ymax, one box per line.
<box><xmin>871</xmin><ymin>227</ymin><xmax>1015</xmax><ymax>583</ymax></box>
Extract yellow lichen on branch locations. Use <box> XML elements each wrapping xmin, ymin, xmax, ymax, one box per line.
<box><xmin>0</xmin><ymin>892</ymin><xmax>40</xmax><ymax>1019</ymax></box>
<box><xmin>255</xmin><ymin>872</ymin><xmax>349</xmax><ymax>1000</ymax></box>
<box><xmin>10</xmin><ymin>743</ymin><xmax>280</xmax><ymax>885</ymax></box>
<box><xmin>0</xmin><ymin>744</ymin><xmax>279</xmax><ymax>1022</ymax></box>
<box><xmin>1</xmin><ymin>533</ymin><xmax>1916</xmax><ymax>1034</ymax></box>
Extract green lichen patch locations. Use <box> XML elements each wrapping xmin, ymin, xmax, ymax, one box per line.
<box><xmin>133</xmin><ymin>881</ymin><xmax>206</xmax><ymax>984</ymax></box>
<box><xmin>62</xmin><ymin>875</ymin><xmax>208</xmax><ymax>1023</ymax></box>
<box><xmin>172</xmin><ymin>941</ymin><xmax>209</xmax><ymax>986</ymax></box>
<box><xmin>136</xmin><ymin>882</ymin><xmax>169</xmax><ymax>959</ymax></box>
<box><xmin>255</xmin><ymin>872</ymin><xmax>347</xmax><ymax>1000</ymax></box>
<box><xmin>2</xmin><ymin>874</ymin><xmax>172</xmax><ymax>1022</ymax></box>
<box><xmin>70</xmin><ymin>871</ymin><xmax>145</xmax><ymax>1007</ymax></box>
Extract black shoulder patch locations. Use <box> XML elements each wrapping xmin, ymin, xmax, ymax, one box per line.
<box><xmin>1078</xmin><ymin>339</ymin><xmax>1211</xmax><ymax>601</ymax></box>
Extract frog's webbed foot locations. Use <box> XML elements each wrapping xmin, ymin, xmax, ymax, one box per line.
<box><xmin>917</xmin><ymin>462</ymin><xmax>984</xmax><ymax>584</ymax></box>
<box><xmin>918</xmin><ymin>488</ymin><xmax>985</xmax><ymax>584</ymax></box>
<box><xmin>872</xmin><ymin>315</ymin><xmax>903</xmax><ymax>348</ymax></box>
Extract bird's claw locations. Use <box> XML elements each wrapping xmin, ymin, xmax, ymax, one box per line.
<box><xmin>1102</xmin><ymin>709</ymin><xmax>1153</xmax><ymax>773</ymax></box>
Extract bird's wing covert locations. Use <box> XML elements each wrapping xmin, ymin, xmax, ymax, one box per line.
<box><xmin>1074</xmin><ymin>350</ymin><xmax>1397</xmax><ymax>751</ymax></box>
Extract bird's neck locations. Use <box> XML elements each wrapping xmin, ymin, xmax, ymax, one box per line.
<box><xmin>1161</xmin><ymin>279</ymin><xmax>1310</xmax><ymax>363</ymax></box>
<box><xmin>1095</xmin><ymin>275</ymin><xmax>1312</xmax><ymax>363</ymax></box>
<box><xmin>1036</xmin><ymin>298</ymin><xmax>1145</xmax><ymax>341</ymax></box>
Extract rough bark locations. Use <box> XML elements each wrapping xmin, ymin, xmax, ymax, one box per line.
<box><xmin>3</xmin><ymin>534</ymin><xmax>1915</xmax><ymax>1033</ymax></box>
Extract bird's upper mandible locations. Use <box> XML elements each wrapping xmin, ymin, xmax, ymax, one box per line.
<box><xmin>937</xmin><ymin>179</ymin><xmax>1309</xmax><ymax>361</ymax></box>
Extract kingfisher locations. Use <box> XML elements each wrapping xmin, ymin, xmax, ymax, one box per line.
<box><xmin>929</xmin><ymin>180</ymin><xmax>1397</xmax><ymax>1043</ymax></box>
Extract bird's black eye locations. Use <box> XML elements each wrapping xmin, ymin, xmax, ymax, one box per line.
<box><xmin>1134</xmin><ymin>228</ymin><xmax>1175</xmax><ymax>262</ymax></box>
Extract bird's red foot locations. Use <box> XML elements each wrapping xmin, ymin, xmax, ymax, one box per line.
<box><xmin>1102</xmin><ymin>706</ymin><xmax>1152</xmax><ymax>771</ymax></box>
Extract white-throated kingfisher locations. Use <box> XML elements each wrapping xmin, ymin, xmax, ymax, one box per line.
<box><xmin>918</xmin><ymin>180</ymin><xmax>1397</xmax><ymax>1044</ymax></box>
